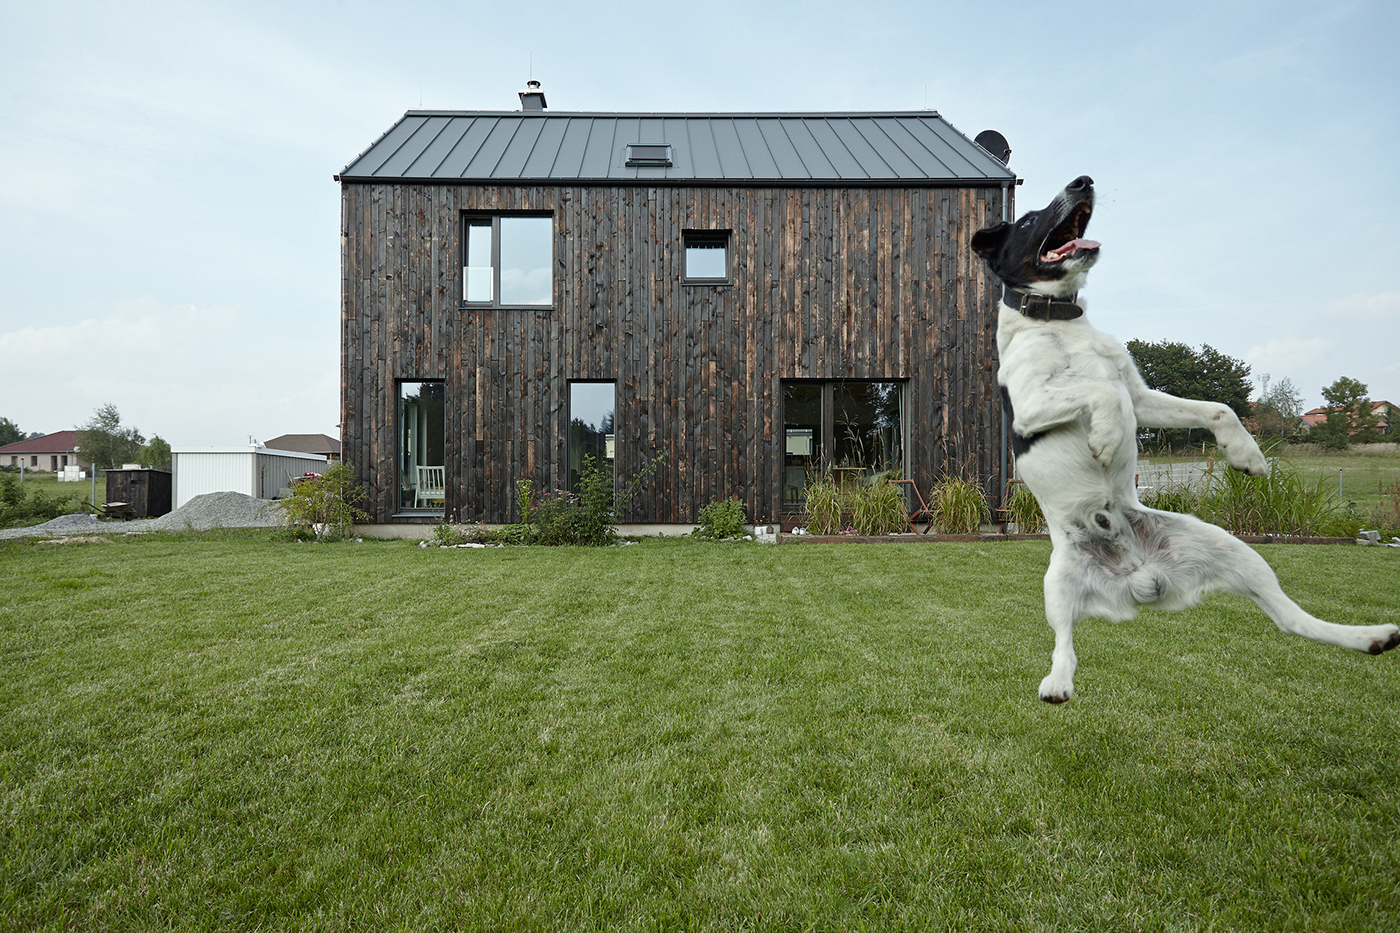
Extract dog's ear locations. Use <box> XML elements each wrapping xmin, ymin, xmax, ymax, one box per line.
<box><xmin>971</xmin><ymin>223</ymin><xmax>1009</xmax><ymax>259</ymax></box>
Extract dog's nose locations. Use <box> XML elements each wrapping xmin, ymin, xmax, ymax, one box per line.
<box><xmin>1068</xmin><ymin>175</ymin><xmax>1094</xmax><ymax>190</ymax></box>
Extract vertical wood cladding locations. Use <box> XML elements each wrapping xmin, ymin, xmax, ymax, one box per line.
<box><xmin>341</xmin><ymin>183</ymin><xmax>1009</xmax><ymax>524</ymax></box>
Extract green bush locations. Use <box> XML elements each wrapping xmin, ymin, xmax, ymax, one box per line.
<box><xmin>1003</xmin><ymin>481</ymin><xmax>1044</xmax><ymax>534</ymax></box>
<box><xmin>802</xmin><ymin>474</ymin><xmax>844</xmax><ymax>535</ymax></box>
<box><xmin>1139</xmin><ymin>482</ymin><xmax>1204</xmax><ymax>515</ymax></box>
<box><xmin>429</xmin><ymin>520</ymin><xmax>498</xmax><ymax>547</ymax></box>
<box><xmin>502</xmin><ymin>453</ymin><xmax>665</xmax><ymax>547</ymax></box>
<box><xmin>0</xmin><ymin>475</ymin><xmax>93</xmax><ymax>529</ymax></box>
<box><xmin>927</xmin><ymin>475</ymin><xmax>990</xmax><ymax>534</ymax></box>
<box><xmin>694</xmin><ymin>496</ymin><xmax>748</xmax><ymax>539</ymax></box>
<box><xmin>1199</xmin><ymin>457</ymin><xmax>1337</xmax><ymax>536</ymax></box>
<box><xmin>849</xmin><ymin>473</ymin><xmax>908</xmax><ymax>536</ymax></box>
<box><xmin>280</xmin><ymin>461</ymin><xmax>370</xmax><ymax>539</ymax></box>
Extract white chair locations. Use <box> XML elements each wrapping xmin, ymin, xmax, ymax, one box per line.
<box><xmin>415</xmin><ymin>465</ymin><xmax>445</xmax><ymax>509</ymax></box>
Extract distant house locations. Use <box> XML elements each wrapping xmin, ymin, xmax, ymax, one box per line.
<box><xmin>261</xmin><ymin>434</ymin><xmax>342</xmax><ymax>460</ymax></box>
<box><xmin>336</xmin><ymin>84</ymin><xmax>1018</xmax><ymax>525</ymax></box>
<box><xmin>1302</xmin><ymin>400</ymin><xmax>1395</xmax><ymax>435</ymax></box>
<box><xmin>0</xmin><ymin>430</ymin><xmax>93</xmax><ymax>473</ymax></box>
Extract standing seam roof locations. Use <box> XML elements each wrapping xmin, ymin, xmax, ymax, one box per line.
<box><xmin>337</xmin><ymin>111</ymin><xmax>1015</xmax><ymax>185</ymax></box>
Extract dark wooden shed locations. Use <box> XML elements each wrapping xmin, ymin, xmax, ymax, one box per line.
<box><xmin>336</xmin><ymin>104</ymin><xmax>1016</xmax><ymax>526</ymax></box>
<box><xmin>105</xmin><ymin>468</ymin><xmax>173</xmax><ymax>519</ymax></box>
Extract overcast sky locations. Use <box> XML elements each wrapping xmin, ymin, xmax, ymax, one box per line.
<box><xmin>2</xmin><ymin>0</ymin><xmax>1396</xmax><ymax>449</ymax></box>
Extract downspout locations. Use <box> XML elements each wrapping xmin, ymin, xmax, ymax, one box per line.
<box><xmin>998</xmin><ymin>177</ymin><xmax>1015</xmax><ymax>528</ymax></box>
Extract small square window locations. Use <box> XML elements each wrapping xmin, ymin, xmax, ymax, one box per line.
<box><xmin>626</xmin><ymin>144</ymin><xmax>672</xmax><ymax>166</ymax></box>
<box><xmin>683</xmin><ymin>231</ymin><xmax>730</xmax><ymax>283</ymax></box>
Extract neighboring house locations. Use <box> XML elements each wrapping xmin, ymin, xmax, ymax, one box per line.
<box><xmin>0</xmin><ymin>430</ymin><xmax>93</xmax><ymax>473</ymax></box>
<box><xmin>336</xmin><ymin>84</ymin><xmax>1017</xmax><ymax>525</ymax></box>
<box><xmin>261</xmin><ymin>434</ymin><xmax>342</xmax><ymax>460</ymax></box>
<box><xmin>1302</xmin><ymin>400</ymin><xmax>1395</xmax><ymax>435</ymax></box>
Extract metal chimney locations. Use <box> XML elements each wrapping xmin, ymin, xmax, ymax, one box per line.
<box><xmin>519</xmin><ymin>79</ymin><xmax>547</xmax><ymax>111</ymax></box>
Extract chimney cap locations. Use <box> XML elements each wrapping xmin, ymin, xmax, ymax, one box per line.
<box><xmin>519</xmin><ymin>79</ymin><xmax>547</xmax><ymax>111</ymax></box>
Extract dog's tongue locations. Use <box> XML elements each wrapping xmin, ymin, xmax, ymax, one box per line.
<box><xmin>1042</xmin><ymin>238</ymin><xmax>1101</xmax><ymax>262</ymax></box>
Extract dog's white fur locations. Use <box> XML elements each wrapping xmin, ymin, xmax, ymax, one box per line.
<box><xmin>979</xmin><ymin>178</ymin><xmax>1399</xmax><ymax>702</ymax></box>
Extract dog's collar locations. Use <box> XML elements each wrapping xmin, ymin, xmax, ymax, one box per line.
<box><xmin>1003</xmin><ymin>285</ymin><xmax>1084</xmax><ymax>321</ymax></box>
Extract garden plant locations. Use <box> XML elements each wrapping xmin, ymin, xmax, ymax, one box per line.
<box><xmin>694</xmin><ymin>496</ymin><xmax>749</xmax><ymax>539</ymax></box>
<box><xmin>279</xmin><ymin>461</ymin><xmax>370</xmax><ymax>539</ymax></box>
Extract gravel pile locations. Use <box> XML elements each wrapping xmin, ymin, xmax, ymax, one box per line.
<box><xmin>0</xmin><ymin>491</ymin><xmax>285</xmax><ymax>540</ymax></box>
<box><xmin>146</xmin><ymin>491</ymin><xmax>284</xmax><ymax>532</ymax></box>
<box><xmin>0</xmin><ymin>512</ymin><xmax>108</xmax><ymax>540</ymax></box>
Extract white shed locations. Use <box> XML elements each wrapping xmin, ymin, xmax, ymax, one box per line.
<box><xmin>172</xmin><ymin>446</ymin><xmax>328</xmax><ymax>509</ymax></box>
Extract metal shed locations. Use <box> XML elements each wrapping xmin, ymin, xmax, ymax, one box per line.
<box><xmin>172</xmin><ymin>447</ymin><xmax>328</xmax><ymax>509</ymax></box>
<box><xmin>104</xmin><ymin>468</ymin><xmax>173</xmax><ymax>519</ymax></box>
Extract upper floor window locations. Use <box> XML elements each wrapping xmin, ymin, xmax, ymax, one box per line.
<box><xmin>683</xmin><ymin>230</ymin><xmax>730</xmax><ymax>284</ymax></box>
<box><xmin>463</xmin><ymin>214</ymin><xmax>553</xmax><ymax>307</ymax></box>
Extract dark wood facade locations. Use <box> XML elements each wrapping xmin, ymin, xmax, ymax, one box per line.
<box><xmin>340</xmin><ymin>181</ymin><xmax>1012</xmax><ymax>524</ymax></box>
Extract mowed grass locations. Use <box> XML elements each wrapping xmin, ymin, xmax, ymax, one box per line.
<box><xmin>3</xmin><ymin>533</ymin><xmax>1400</xmax><ymax>932</ymax></box>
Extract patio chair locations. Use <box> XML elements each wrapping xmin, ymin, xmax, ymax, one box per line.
<box><xmin>415</xmin><ymin>465</ymin><xmax>445</xmax><ymax>510</ymax></box>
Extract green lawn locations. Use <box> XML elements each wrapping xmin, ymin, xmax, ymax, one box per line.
<box><xmin>5</xmin><ymin>470</ymin><xmax>103</xmax><ymax>506</ymax></box>
<box><xmin>3</xmin><ymin>532</ymin><xmax>1400</xmax><ymax>931</ymax></box>
<box><xmin>1284</xmin><ymin>446</ymin><xmax>1400</xmax><ymax>512</ymax></box>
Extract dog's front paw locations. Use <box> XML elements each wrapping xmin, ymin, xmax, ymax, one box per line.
<box><xmin>1214</xmin><ymin>415</ymin><xmax>1269</xmax><ymax>476</ymax></box>
<box><xmin>1223</xmin><ymin>436</ymin><xmax>1269</xmax><ymax>477</ymax></box>
<box><xmin>1038</xmin><ymin>672</ymin><xmax>1074</xmax><ymax>703</ymax></box>
<box><xmin>1086</xmin><ymin>420</ymin><xmax>1120</xmax><ymax>465</ymax></box>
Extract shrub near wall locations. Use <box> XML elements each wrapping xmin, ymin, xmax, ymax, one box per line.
<box><xmin>0</xmin><ymin>475</ymin><xmax>92</xmax><ymax>529</ymax></box>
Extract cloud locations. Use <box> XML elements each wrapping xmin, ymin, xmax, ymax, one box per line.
<box><xmin>0</xmin><ymin>297</ymin><xmax>337</xmax><ymax>447</ymax></box>
<box><xmin>1324</xmin><ymin>291</ymin><xmax>1400</xmax><ymax>322</ymax></box>
<box><xmin>1244</xmin><ymin>335</ymin><xmax>1336</xmax><ymax>375</ymax></box>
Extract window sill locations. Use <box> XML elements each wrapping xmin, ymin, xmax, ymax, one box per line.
<box><xmin>459</xmin><ymin>304</ymin><xmax>555</xmax><ymax>311</ymax></box>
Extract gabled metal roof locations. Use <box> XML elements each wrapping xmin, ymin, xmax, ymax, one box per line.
<box><xmin>336</xmin><ymin>111</ymin><xmax>1015</xmax><ymax>187</ymax></box>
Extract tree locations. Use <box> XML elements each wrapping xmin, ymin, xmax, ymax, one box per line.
<box><xmin>1252</xmin><ymin>375</ymin><xmax>1305</xmax><ymax>441</ymax></box>
<box><xmin>138</xmin><ymin>435</ymin><xmax>172</xmax><ymax>471</ymax></box>
<box><xmin>1312</xmin><ymin>377</ymin><xmax>1382</xmax><ymax>449</ymax></box>
<box><xmin>75</xmin><ymin>404</ymin><xmax>145</xmax><ymax>471</ymax></box>
<box><xmin>1125</xmin><ymin>340</ymin><xmax>1253</xmax><ymax>449</ymax></box>
<box><xmin>0</xmin><ymin>417</ymin><xmax>25</xmax><ymax>448</ymax></box>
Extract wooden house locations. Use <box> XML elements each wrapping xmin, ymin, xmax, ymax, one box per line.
<box><xmin>336</xmin><ymin>90</ymin><xmax>1017</xmax><ymax>527</ymax></box>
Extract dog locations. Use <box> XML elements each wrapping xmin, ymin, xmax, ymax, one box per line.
<box><xmin>971</xmin><ymin>175</ymin><xmax>1400</xmax><ymax>702</ymax></box>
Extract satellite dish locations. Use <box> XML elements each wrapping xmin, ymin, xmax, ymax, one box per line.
<box><xmin>975</xmin><ymin>130</ymin><xmax>1011</xmax><ymax>165</ymax></box>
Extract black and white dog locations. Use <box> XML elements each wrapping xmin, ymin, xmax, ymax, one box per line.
<box><xmin>972</xmin><ymin>175</ymin><xmax>1399</xmax><ymax>703</ymax></box>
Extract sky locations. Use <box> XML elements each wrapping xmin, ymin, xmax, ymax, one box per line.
<box><xmin>2</xmin><ymin>0</ymin><xmax>1397</xmax><ymax>449</ymax></box>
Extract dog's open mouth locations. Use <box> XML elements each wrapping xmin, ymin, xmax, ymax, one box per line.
<box><xmin>1040</xmin><ymin>204</ymin><xmax>1099</xmax><ymax>263</ymax></box>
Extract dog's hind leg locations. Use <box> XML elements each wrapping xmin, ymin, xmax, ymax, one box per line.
<box><xmin>1038</xmin><ymin>554</ymin><xmax>1081</xmax><ymax>703</ymax></box>
<box><xmin>1201</xmin><ymin>531</ymin><xmax>1400</xmax><ymax>654</ymax></box>
<box><xmin>1244</xmin><ymin>572</ymin><xmax>1400</xmax><ymax>655</ymax></box>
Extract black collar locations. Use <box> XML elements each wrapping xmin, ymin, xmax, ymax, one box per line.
<box><xmin>1002</xmin><ymin>284</ymin><xmax>1084</xmax><ymax>321</ymax></box>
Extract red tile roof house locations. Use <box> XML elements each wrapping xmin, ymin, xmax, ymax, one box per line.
<box><xmin>1302</xmin><ymin>400</ymin><xmax>1396</xmax><ymax>436</ymax></box>
<box><xmin>0</xmin><ymin>430</ymin><xmax>93</xmax><ymax>474</ymax></box>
